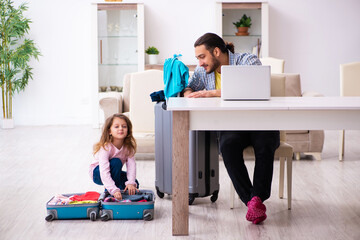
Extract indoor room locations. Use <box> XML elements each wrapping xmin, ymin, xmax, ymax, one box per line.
<box><xmin>1</xmin><ymin>0</ymin><xmax>359</xmax><ymax>239</ymax></box>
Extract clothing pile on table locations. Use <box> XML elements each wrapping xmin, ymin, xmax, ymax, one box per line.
<box><xmin>48</xmin><ymin>191</ymin><xmax>100</xmax><ymax>205</ymax></box>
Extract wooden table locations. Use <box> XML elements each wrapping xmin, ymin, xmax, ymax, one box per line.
<box><xmin>167</xmin><ymin>96</ymin><xmax>360</xmax><ymax>236</ymax></box>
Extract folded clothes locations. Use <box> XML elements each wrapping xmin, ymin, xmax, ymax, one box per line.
<box><xmin>103</xmin><ymin>195</ymin><xmax>149</xmax><ymax>203</ymax></box>
<box><xmin>104</xmin><ymin>197</ymin><xmax>120</xmax><ymax>202</ymax></box>
<box><xmin>122</xmin><ymin>194</ymin><xmax>151</xmax><ymax>202</ymax></box>
<box><xmin>48</xmin><ymin>192</ymin><xmax>101</xmax><ymax>205</ymax></box>
<box><xmin>69</xmin><ymin>200</ymin><xmax>98</xmax><ymax>204</ymax></box>
<box><xmin>48</xmin><ymin>194</ymin><xmax>73</xmax><ymax>205</ymax></box>
<box><xmin>70</xmin><ymin>191</ymin><xmax>100</xmax><ymax>201</ymax></box>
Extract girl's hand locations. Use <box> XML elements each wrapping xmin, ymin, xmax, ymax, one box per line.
<box><xmin>124</xmin><ymin>184</ymin><xmax>139</xmax><ymax>195</ymax></box>
<box><xmin>113</xmin><ymin>191</ymin><xmax>122</xmax><ymax>200</ymax></box>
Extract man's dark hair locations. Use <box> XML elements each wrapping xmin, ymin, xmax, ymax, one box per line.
<box><xmin>194</xmin><ymin>32</ymin><xmax>234</xmax><ymax>54</ymax></box>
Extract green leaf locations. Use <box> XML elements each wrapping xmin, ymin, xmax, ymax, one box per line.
<box><xmin>0</xmin><ymin>0</ymin><xmax>41</xmax><ymax>118</ymax></box>
<box><xmin>145</xmin><ymin>46</ymin><xmax>159</xmax><ymax>55</ymax></box>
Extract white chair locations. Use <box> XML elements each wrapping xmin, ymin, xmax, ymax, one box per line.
<box><xmin>260</xmin><ymin>57</ymin><xmax>285</xmax><ymax>73</ymax></box>
<box><xmin>124</xmin><ymin>70</ymin><xmax>164</xmax><ymax>133</ymax></box>
<box><xmin>229</xmin><ymin>74</ymin><xmax>294</xmax><ymax>210</ymax></box>
<box><xmin>99</xmin><ymin>70</ymin><xmax>164</xmax><ymax>157</ymax></box>
<box><xmin>339</xmin><ymin>62</ymin><xmax>360</xmax><ymax>161</ymax></box>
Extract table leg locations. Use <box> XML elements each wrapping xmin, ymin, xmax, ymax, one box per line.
<box><xmin>172</xmin><ymin>111</ymin><xmax>189</xmax><ymax>235</ymax></box>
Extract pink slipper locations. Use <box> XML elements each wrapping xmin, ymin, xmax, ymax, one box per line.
<box><xmin>246</xmin><ymin>196</ymin><xmax>267</xmax><ymax>224</ymax></box>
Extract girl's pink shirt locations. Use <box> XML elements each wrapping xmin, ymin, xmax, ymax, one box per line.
<box><xmin>89</xmin><ymin>143</ymin><xmax>136</xmax><ymax>195</ymax></box>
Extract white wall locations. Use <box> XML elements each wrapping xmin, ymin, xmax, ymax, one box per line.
<box><xmin>269</xmin><ymin>0</ymin><xmax>360</xmax><ymax>96</ymax></box>
<box><xmin>4</xmin><ymin>0</ymin><xmax>360</xmax><ymax>126</ymax></box>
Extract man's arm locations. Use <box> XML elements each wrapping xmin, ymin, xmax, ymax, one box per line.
<box><xmin>183</xmin><ymin>87</ymin><xmax>194</xmax><ymax>97</ymax></box>
<box><xmin>186</xmin><ymin>89</ymin><xmax>221</xmax><ymax>98</ymax></box>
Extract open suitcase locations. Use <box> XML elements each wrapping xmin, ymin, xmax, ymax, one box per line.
<box><xmin>99</xmin><ymin>190</ymin><xmax>155</xmax><ymax>221</ymax></box>
<box><xmin>45</xmin><ymin>193</ymin><xmax>100</xmax><ymax>221</ymax></box>
<box><xmin>155</xmin><ymin>102</ymin><xmax>219</xmax><ymax>205</ymax></box>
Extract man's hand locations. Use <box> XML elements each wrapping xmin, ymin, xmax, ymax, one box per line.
<box><xmin>124</xmin><ymin>184</ymin><xmax>139</xmax><ymax>195</ymax></box>
<box><xmin>186</xmin><ymin>89</ymin><xmax>221</xmax><ymax>98</ymax></box>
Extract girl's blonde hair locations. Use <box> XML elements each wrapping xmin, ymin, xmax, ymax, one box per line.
<box><xmin>93</xmin><ymin>114</ymin><xmax>137</xmax><ymax>157</ymax></box>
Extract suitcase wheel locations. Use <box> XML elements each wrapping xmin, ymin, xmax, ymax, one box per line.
<box><xmin>45</xmin><ymin>213</ymin><xmax>55</xmax><ymax>222</ymax></box>
<box><xmin>143</xmin><ymin>210</ymin><xmax>153</xmax><ymax>221</ymax></box>
<box><xmin>210</xmin><ymin>191</ymin><xmax>219</xmax><ymax>203</ymax></box>
<box><xmin>89</xmin><ymin>211</ymin><xmax>97</xmax><ymax>221</ymax></box>
<box><xmin>156</xmin><ymin>189</ymin><xmax>164</xmax><ymax>198</ymax></box>
<box><xmin>101</xmin><ymin>212</ymin><xmax>110</xmax><ymax>221</ymax></box>
<box><xmin>189</xmin><ymin>195</ymin><xmax>195</xmax><ymax>205</ymax></box>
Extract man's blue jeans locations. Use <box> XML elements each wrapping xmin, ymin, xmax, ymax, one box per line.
<box><xmin>93</xmin><ymin>158</ymin><xmax>139</xmax><ymax>190</ymax></box>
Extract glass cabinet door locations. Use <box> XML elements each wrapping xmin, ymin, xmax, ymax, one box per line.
<box><xmin>216</xmin><ymin>2</ymin><xmax>269</xmax><ymax>58</ymax></box>
<box><xmin>97</xmin><ymin>4</ymin><xmax>138</xmax><ymax>92</ymax></box>
<box><xmin>222</xmin><ymin>6</ymin><xmax>262</xmax><ymax>55</ymax></box>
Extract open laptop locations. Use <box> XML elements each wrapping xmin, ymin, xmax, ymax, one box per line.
<box><xmin>221</xmin><ymin>65</ymin><xmax>271</xmax><ymax>101</ymax></box>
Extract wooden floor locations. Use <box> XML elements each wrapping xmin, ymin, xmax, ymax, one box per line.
<box><xmin>1</xmin><ymin>126</ymin><xmax>360</xmax><ymax>240</ymax></box>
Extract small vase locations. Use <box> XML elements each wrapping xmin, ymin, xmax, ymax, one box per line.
<box><xmin>148</xmin><ymin>54</ymin><xmax>158</xmax><ymax>65</ymax></box>
<box><xmin>2</xmin><ymin>118</ymin><xmax>14</xmax><ymax>129</ymax></box>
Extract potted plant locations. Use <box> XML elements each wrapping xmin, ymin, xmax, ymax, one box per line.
<box><xmin>1</xmin><ymin>0</ymin><xmax>41</xmax><ymax>128</ymax></box>
<box><xmin>145</xmin><ymin>46</ymin><xmax>159</xmax><ymax>65</ymax></box>
<box><xmin>233</xmin><ymin>14</ymin><xmax>252</xmax><ymax>36</ymax></box>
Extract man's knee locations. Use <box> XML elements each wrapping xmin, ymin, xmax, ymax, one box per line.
<box><xmin>219</xmin><ymin>132</ymin><xmax>247</xmax><ymax>157</ymax></box>
<box><xmin>220</xmin><ymin>134</ymin><xmax>237</xmax><ymax>154</ymax></box>
<box><xmin>253</xmin><ymin>131</ymin><xmax>280</xmax><ymax>151</ymax></box>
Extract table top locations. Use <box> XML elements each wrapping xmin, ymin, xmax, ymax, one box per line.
<box><xmin>167</xmin><ymin>97</ymin><xmax>360</xmax><ymax>111</ymax></box>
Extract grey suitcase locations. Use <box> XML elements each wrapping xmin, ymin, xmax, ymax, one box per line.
<box><xmin>155</xmin><ymin>102</ymin><xmax>219</xmax><ymax>205</ymax></box>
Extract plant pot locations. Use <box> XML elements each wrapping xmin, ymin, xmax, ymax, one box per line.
<box><xmin>2</xmin><ymin>118</ymin><xmax>14</xmax><ymax>129</ymax></box>
<box><xmin>99</xmin><ymin>86</ymin><xmax>107</xmax><ymax>92</ymax></box>
<box><xmin>148</xmin><ymin>54</ymin><xmax>158</xmax><ymax>65</ymax></box>
<box><xmin>236</xmin><ymin>27</ymin><xmax>249</xmax><ymax>36</ymax></box>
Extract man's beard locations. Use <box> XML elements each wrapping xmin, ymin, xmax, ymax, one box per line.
<box><xmin>206</xmin><ymin>55</ymin><xmax>221</xmax><ymax>74</ymax></box>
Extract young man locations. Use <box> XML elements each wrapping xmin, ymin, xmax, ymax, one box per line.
<box><xmin>184</xmin><ymin>33</ymin><xmax>280</xmax><ymax>224</ymax></box>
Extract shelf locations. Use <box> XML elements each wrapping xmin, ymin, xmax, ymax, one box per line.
<box><xmin>145</xmin><ymin>64</ymin><xmax>197</xmax><ymax>71</ymax></box>
<box><xmin>98</xmin><ymin>35</ymin><xmax>137</xmax><ymax>38</ymax></box>
<box><xmin>99</xmin><ymin>63</ymin><xmax>137</xmax><ymax>66</ymax></box>
<box><xmin>223</xmin><ymin>35</ymin><xmax>261</xmax><ymax>38</ymax></box>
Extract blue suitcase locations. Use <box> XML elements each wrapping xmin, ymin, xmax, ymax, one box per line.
<box><xmin>45</xmin><ymin>193</ymin><xmax>100</xmax><ymax>221</ymax></box>
<box><xmin>99</xmin><ymin>190</ymin><xmax>155</xmax><ymax>221</ymax></box>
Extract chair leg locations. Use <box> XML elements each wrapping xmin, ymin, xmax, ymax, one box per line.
<box><xmin>295</xmin><ymin>152</ymin><xmax>301</xmax><ymax>160</ymax></box>
<box><xmin>304</xmin><ymin>152</ymin><xmax>322</xmax><ymax>160</ymax></box>
<box><xmin>287</xmin><ymin>157</ymin><xmax>292</xmax><ymax>210</ymax></box>
<box><xmin>339</xmin><ymin>130</ymin><xmax>345</xmax><ymax>161</ymax></box>
<box><xmin>312</xmin><ymin>152</ymin><xmax>322</xmax><ymax>161</ymax></box>
<box><xmin>279</xmin><ymin>157</ymin><xmax>285</xmax><ymax>199</ymax></box>
<box><xmin>230</xmin><ymin>182</ymin><xmax>235</xmax><ymax>209</ymax></box>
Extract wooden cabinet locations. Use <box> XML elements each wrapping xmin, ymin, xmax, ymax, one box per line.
<box><xmin>216</xmin><ymin>1</ymin><xmax>269</xmax><ymax>57</ymax></box>
<box><xmin>91</xmin><ymin>2</ymin><xmax>144</xmax><ymax>127</ymax></box>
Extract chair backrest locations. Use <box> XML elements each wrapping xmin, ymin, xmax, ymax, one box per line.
<box><xmin>260</xmin><ymin>57</ymin><xmax>285</xmax><ymax>74</ymax></box>
<box><xmin>340</xmin><ymin>62</ymin><xmax>360</xmax><ymax>96</ymax></box>
<box><xmin>270</xmin><ymin>73</ymin><xmax>302</xmax><ymax>142</ymax></box>
<box><xmin>272</xmin><ymin>73</ymin><xmax>302</xmax><ymax>97</ymax></box>
<box><xmin>123</xmin><ymin>70</ymin><xmax>164</xmax><ymax>133</ymax></box>
<box><xmin>271</xmin><ymin>74</ymin><xmax>286</xmax><ymax>97</ymax></box>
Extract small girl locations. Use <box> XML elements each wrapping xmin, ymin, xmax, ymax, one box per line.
<box><xmin>89</xmin><ymin>114</ymin><xmax>139</xmax><ymax>200</ymax></box>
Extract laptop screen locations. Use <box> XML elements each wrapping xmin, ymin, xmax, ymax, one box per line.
<box><xmin>221</xmin><ymin>65</ymin><xmax>271</xmax><ymax>101</ymax></box>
